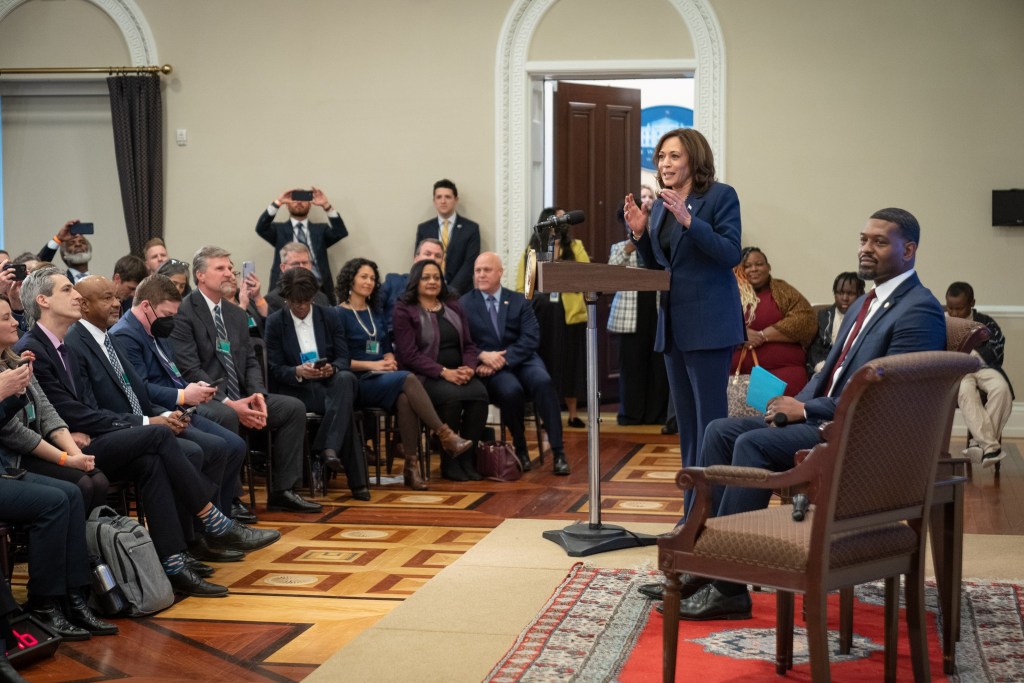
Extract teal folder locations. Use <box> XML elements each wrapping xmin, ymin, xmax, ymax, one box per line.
<box><xmin>746</xmin><ymin>366</ymin><xmax>788</xmax><ymax>413</ymax></box>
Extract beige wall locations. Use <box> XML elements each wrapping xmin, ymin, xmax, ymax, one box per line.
<box><xmin>1</xmin><ymin>0</ymin><xmax>1022</xmax><ymax>391</ymax></box>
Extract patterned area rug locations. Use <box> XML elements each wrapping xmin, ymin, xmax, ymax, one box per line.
<box><xmin>485</xmin><ymin>564</ymin><xmax>1024</xmax><ymax>682</ymax></box>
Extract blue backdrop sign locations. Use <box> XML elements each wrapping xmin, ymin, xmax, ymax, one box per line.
<box><xmin>640</xmin><ymin>105</ymin><xmax>693</xmax><ymax>171</ymax></box>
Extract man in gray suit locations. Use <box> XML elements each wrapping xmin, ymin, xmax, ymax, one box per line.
<box><xmin>170</xmin><ymin>246</ymin><xmax>322</xmax><ymax>513</ymax></box>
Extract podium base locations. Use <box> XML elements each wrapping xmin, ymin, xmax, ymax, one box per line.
<box><xmin>543</xmin><ymin>522</ymin><xmax>659</xmax><ymax>558</ymax></box>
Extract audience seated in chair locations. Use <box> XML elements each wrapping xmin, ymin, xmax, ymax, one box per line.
<box><xmin>170</xmin><ymin>247</ymin><xmax>324</xmax><ymax>515</ymax></box>
<box><xmin>806</xmin><ymin>271</ymin><xmax>865</xmax><ymax>376</ymax></box>
<box><xmin>14</xmin><ymin>266</ymin><xmax>280</xmax><ymax>598</ymax></box>
<box><xmin>459</xmin><ymin>252</ymin><xmax>570</xmax><ymax>475</ymax></box>
<box><xmin>392</xmin><ymin>260</ymin><xmax>488</xmax><ymax>482</ymax></box>
<box><xmin>731</xmin><ymin>247</ymin><xmax>817</xmax><ymax>396</ymax></box>
<box><xmin>640</xmin><ymin>207</ymin><xmax>947</xmax><ymax>618</ymax></box>
<box><xmin>335</xmin><ymin>258</ymin><xmax>472</xmax><ymax>491</ymax></box>
<box><xmin>945</xmin><ymin>281</ymin><xmax>1015</xmax><ymax>470</ymax></box>
<box><xmin>264</xmin><ymin>268</ymin><xmax>369</xmax><ymax>501</ymax></box>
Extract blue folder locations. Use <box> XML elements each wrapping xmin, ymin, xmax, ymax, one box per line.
<box><xmin>746</xmin><ymin>366</ymin><xmax>788</xmax><ymax>413</ymax></box>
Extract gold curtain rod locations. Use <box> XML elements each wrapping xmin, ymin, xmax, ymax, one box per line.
<box><xmin>0</xmin><ymin>64</ymin><xmax>172</xmax><ymax>76</ymax></box>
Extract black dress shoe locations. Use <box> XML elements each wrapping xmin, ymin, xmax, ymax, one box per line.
<box><xmin>267</xmin><ymin>489</ymin><xmax>323</xmax><ymax>513</ymax></box>
<box><xmin>458</xmin><ymin>452</ymin><xmax>482</xmax><ymax>481</ymax></box>
<box><xmin>661</xmin><ymin>417</ymin><xmax>678</xmax><ymax>435</ymax></box>
<box><xmin>515</xmin><ymin>449</ymin><xmax>532</xmax><ymax>472</ymax></box>
<box><xmin>230</xmin><ymin>498</ymin><xmax>258</xmax><ymax>525</ymax></box>
<box><xmin>553</xmin><ymin>452</ymin><xmax>571</xmax><ymax>476</ymax></box>
<box><xmin>189</xmin><ymin>535</ymin><xmax>245</xmax><ymax>563</ymax></box>
<box><xmin>67</xmin><ymin>593</ymin><xmax>119</xmax><ymax>635</ymax></box>
<box><xmin>638</xmin><ymin>574</ymin><xmax>712</xmax><ymax>601</ymax></box>
<box><xmin>567</xmin><ymin>416</ymin><xmax>585</xmax><ymax>429</ymax></box>
<box><xmin>350</xmin><ymin>487</ymin><xmax>371</xmax><ymax>502</ymax></box>
<box><xmin>30</xmin><ymin>600</ymin><xmax>91</xmax><ymax>641</ymax></box>
<box><xmin>208</xmin><ymin>521</ymin><xmax>281</xmax><ymax>552</ymax></box>
<box><xmin>319</xmin><ymin>448</ymin><xmax>343</xmax><ymax>472</ymax></box>
<box><xmin>168</xmin><ymin>567</ymin><xmax>229</xmax><ymax>597</ymax></box>
<box><xmin>441</xmin><ymin>457</ymin><xmax>468</xmax><ymax>481</ymax></box>
<box><xmin>182</xmin><ymin>552</ymin><xmax>215</xmax><ymax>578</ymax></box>
<box><xmin>656</xmin><ymin>584</ymin><xmax>752</xmax><ymax>621</ymax></box>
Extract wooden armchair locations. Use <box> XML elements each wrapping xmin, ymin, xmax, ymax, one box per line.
<box><xmin>658</xmin><ymin>351</ymin><xmax>979</xmax><ymax>682</ymax></box>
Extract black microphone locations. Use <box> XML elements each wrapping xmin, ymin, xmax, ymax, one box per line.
<box><xmin>534</xmin><ymin>210</ymin><xmax>585</xmax><ymax>229</ymax></box>
<box><xmin>792</xmin><ymin>493</ymin><xmax>810</xmax><ymax>522</ymax></box>
<box><xmin>773</xmin><ymin>412</ymin><xmax>788</xmax><ymax>427</ymax></box>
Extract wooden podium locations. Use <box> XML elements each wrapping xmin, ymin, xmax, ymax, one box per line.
<box><xmin>536</xmin><ymin>261</ymin><xmax>670</xmax><ymax>557</ymax></box>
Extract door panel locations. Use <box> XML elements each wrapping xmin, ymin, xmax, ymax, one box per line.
<box><xmin>553</xmin><ymin>82</ymin><xmax>641</xmax><ymax>404</ymax></box>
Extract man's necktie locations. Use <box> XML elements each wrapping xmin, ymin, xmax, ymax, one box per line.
<box><xmin>213</xmin><ymin>304</ymin><xmax>242</xmax><ymax>400</ymax></box>
<box><xmin>441</xmin><ymin>219</ymin><xmax>450</xmax><ymax>273</ymax></box>
<box><xmin>294</xmin><ymin>223</ymin><xmax>320</xmax><ymax>279</ymax></box>
<box><xmin>824</xmin><ymin>289</ymin><xmax>878</xmax><ymax>396</ymax></box>
<box><xmin>103</xmin><ymin>334</ymin><xmax>144</xmax><ymax>415</ymax></box>
<box><xmin>57</xmin><ymin>343</ymin><xmax>75</xmax><ymax>395</ymax></box>
<box><xmin>487</xmin><ymin>295</ymin><xmax>500</xmax><ymax>336</ymax></box>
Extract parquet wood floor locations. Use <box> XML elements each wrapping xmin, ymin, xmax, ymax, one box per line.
<box><xmin>8</xmin><ymin>420</ymin><xmax>1022</xmax><ymax>681</ymax></box>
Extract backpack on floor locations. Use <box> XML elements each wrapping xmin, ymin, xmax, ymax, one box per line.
<box><xmin>85</xmin><ymin>505</ymin><xmax>174</xmax><ymax>617</ymax></box>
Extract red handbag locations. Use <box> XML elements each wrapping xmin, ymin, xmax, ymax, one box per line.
<box><xmin>475</xmin><ymin>441</ymin><xmax>523</xmax><ymax>482</ymax></box>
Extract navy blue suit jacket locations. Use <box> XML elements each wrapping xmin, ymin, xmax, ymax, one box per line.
<box><xmin>458</xmin><ymin>287</ymin><xmax>540</xmax><ymax>369</ymax></box>
<box><xmin>65</xmin><ymin>322</ymin><xmax>169</xmax><ymax>418</ymax></box>
<box><xmin>109</xmin><ymin>310</ymin><xmax>185</xmax><ymax>410</ymax></box>
<box><xmin>15</xmin><ymin>324</ymin><xmax>142</xmax><ymax>435</ymax></box>
<box><xmin>264</xmin><ymin>304</ymin><xmax>351</xmax><ymax>392</ymax></box>
<box><xmin>255</xmin><ymin>210</ymin><xmax>348</xmax><ymax>302</ymax></box>
<box><xmin>633</xmin><ymin>182</ymin><xmax>744</xmax><ymax>353</ymax></box>
<box><xmin>797</xmin><ymin>272</ymin><xmax>946</xmax><ymax>422</ymax></box>
<box><xmin>415</xmin><ymin>215</ymin><xmax>480</xmax><ymax>295</ymax></box>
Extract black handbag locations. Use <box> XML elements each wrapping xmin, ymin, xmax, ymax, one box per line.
<box><xmin>475</xmin><ymin>441</ymin><xmax>523</xmax><ymax>482</ymax></box>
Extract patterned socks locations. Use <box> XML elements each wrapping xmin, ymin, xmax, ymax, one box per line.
<box><xmin>198</xmin><ymin>505</ymin><xmax>234</xmax><ymax>537</ymax></box>
<box><xmin>161</xmin><ymin>553</ymin><xmax>186</xmax><ymax>576</ymax></box>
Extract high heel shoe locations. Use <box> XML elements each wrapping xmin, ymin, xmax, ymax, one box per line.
<box><xmin>402</xmin><ymin>444</ymin><xmax>428</xmax><ymax>490</ymax></box>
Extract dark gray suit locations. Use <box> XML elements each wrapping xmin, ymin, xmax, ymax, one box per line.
<box><xmin>170</xmin><ymin>289</ymin><xmax>307</xmax><ymax>493</ymax></box>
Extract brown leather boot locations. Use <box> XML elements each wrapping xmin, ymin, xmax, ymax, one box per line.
<box><xmin>436</xmin><ymin>424</ymin><xmax>472</xmax><ymax>457</ymax></box>
<box><xmin>403</xmin><ymin>451</ymin><xmax>428</xmax><ymax>491</ymax></box>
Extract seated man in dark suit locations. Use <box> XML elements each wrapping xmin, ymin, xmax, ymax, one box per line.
<box><xmin>110</xmin><ymin>273</ymin><xmax>255</xmax><ymax>523</ymax></box>
<box><xmin>459</xmin><ymin>252</ymin><xmax>569</xmax><ymax>475</ymax></box>
<box><xmin>16</xmin><ymin>266</ymin><xmax>279</xmax><ymax>598</ymax></box>
<box><xmin>263</xmin><ymin>242</ymin><xmax>331</xmax><ymax>314</ymax></box>
<box><xmin>806</xmin><ymin>271</ymin><xmax>864</xmax><ymax>376</ymax></box>
<box><xmin>169</xmin><ymin>246</ymin><xmax>322</xmax><ymax>513</ymax></box>
<box><xmin>255</xmin><ymin>186</ymin><xmax>347</xmax><ymax>304</ymax></box>
<box><xmin>414</xmin><ymin>179</ymin><xmax>480</xmax><ymax>295</ymax></box>
<box><xmin>264</xmin><ymin>268</ymin><xmax>368</xmax><ymax>500</ymax></box>
<box><xmin>379</xmin><ymin>238</ymin><xmax>444</xmax><ymax>341</ymax></box>
<box><xmin>645</xmin><ymin>207</ymin><xmax>947</xmax><ymax>620</ymax></box>
<box><xmin>72</xmin><ymin>275</ymin><xmax>247</xmax><ymax>527</ymax></box>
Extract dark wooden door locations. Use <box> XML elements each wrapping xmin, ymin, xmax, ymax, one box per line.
<box><xmin>553</xmin><ymin>81</ymin><xmax>641</xmax><ymax>404</ymax></box>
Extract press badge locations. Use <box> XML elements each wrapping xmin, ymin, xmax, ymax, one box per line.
<box><xmin>549</xmin><ymin>292</ymin><xmax>560</xmax><ymax>302</ymax></box>
<box><xmin>366</xmin><ymin>340</ymin><xmax>380</xmax><ymax>355</ymax></box>
<box><xmin>169</xmin><ymin>362</ymin><xmax>182</xmax><ymax>378</ymax></box>
<box><xmin>300</xmin><ymin>350</ymin><xmax>319</xmax><ymax>364</ymax></box>
<box><xmin>25</xmin><ymin>403</ymin><xmax>35</xmax><ymax>422</ymax></box>
<box><xmin>216</xmin><ymin>339</ymin><xmax>231</xmax><ymax>354</ymax></box>
<box><xmin>247</xmin><ymin>316</ymin><xmax>257</xmax><ymax>329</ymax></box>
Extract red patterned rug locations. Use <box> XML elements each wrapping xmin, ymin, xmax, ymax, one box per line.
<box><xmin>485</xmin><ymin>564</ymin><xmax>1023</xmax><ymax>682</ymax></box>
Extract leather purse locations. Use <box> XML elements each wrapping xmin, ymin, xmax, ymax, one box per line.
<box><xmin>475</xmin><ymin>441</ymin><xmax>523</xmax><ymax>482</ymax></box>
<box><xmin>727</xmin><ymin>347</ymin><xmax>764</xmax><ymax>418</ymax></box>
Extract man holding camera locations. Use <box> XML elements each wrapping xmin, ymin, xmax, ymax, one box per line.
<box><xmin>255</xmin><ymin>187</ymin><xmax>347</xmax><ymax>305</ymax></box>
<box><xmin>38</xmin><ymin>219</ymin><xmax>95</xmax><ymax>284</ymax></box>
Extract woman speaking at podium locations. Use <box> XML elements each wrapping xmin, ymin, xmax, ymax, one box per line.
<box><xmin>623</xmin><ymin>128</ymin><xmax>743</xmax><ymax>471</ymax></box>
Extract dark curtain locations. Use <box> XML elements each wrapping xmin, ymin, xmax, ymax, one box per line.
<box><xmin>107</xmin><ymin>75</ymin><xmax>163</xmax><ymax>255</ymax></box>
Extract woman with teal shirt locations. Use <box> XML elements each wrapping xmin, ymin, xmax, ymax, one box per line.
<box><xmin>335</xmin><ymin>258</ymin><xmax>471</xmax><ymax>490</ymax></box>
